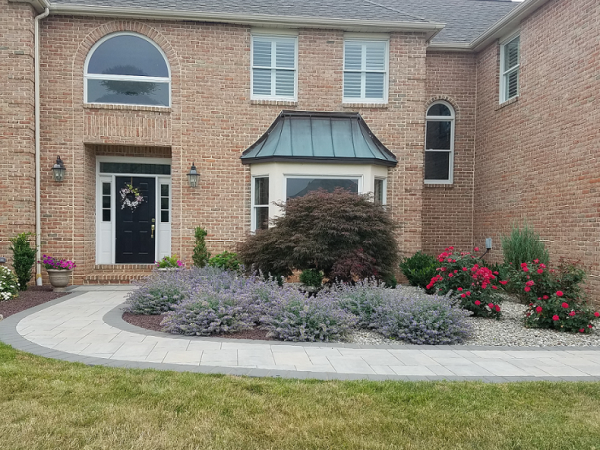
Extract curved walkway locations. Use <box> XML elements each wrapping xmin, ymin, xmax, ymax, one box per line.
<box><xmin>1</xmin><ymin>287</ymin><xmax>600</xmax><ymax>382</ymax></box>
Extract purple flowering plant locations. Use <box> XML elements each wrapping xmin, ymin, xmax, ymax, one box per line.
<box><xmin>40</xmin><ymin>254</ymin><xmax>76</xmax><ymax>271</ymax></box>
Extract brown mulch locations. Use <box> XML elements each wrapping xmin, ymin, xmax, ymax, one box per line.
<box><xmin>0</xmin><ymin>286</ymin><xmax>68</xmax><ymax>318</ymax></box>
<box><xmin>122</xmin><ymin>312</ymin><xmax>275</xmax><ymax>340</ymax></box>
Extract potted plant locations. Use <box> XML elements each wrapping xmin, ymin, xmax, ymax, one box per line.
<box><xmin>155</xmin><ymin>255</ymin><xmax>184</xmax><ymax>271</ymax></box>
<box><xmin>40</xmin><ymin>254</ymin><xmax>76</xmax><ymax>291</ymax></box>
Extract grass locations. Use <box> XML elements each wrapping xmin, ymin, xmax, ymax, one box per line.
<box><xmin>1</xmin><ymin>343</ymin><xmax>600</xmax><ymax>449</ymax></box>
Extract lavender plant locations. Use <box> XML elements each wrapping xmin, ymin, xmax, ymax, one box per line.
<box><xmin>161</xmin><ymin>289</ymin><xmax>254</xmax><ymax>336</ymax></box>
<box><xmin>260</xmin><ymin>289</ymin><xmax>357</xmax><ymax>342</ymax></box>
<box><xmin>124</xmin><ymin>269</ymin><xmax>192</xmax><ymax>314</ymax></box>
<box><xmin>333</xmin><ymin>279</ymin><xmax>391</xmax><ymax>327</ymax></box>
<box><xmin>372</xmin><ymin>292</ymin><xmax>473</xmax><ymax>345</ymax></box>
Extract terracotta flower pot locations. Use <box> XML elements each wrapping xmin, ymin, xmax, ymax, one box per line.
<box><xmin>47</xmin><ymin>269</ymin><xmax>72</xmax><ymax>292</ymax></box>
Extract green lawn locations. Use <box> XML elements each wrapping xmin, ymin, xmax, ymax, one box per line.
<box><xmin>1</xmin><ymin>342</ymin><xmax>599</xmax><ymax>450</ymax></box>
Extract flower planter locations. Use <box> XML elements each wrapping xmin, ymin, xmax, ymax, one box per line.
<box><xmin>47</xmin><ymin>269</ymin><xmax>72</xmax><ymax>292</ymax></box>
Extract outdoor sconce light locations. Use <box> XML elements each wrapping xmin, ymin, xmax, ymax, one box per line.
<box><xmin>52</xmin><ymin>156</ymin><xmax>66</xmax><ymax>182</ymax></box>
<box><xmin>187</xmin><ymin>162</ymin><xmax>199</xmax><ymax>188</ymax></box>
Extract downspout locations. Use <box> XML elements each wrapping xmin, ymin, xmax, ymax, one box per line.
<box><xmin>35</xmin><ymin>6</ymin><xmax>50</xmax><ymax>285</ymax></box>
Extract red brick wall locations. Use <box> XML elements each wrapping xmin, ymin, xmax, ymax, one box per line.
<box><xmin>0</xmin><ymin>0</ymin><xmax>36</xmax><ymax>264</ymax></box>
<box><xmin>474</xmin><ymin>0</ymin><xmax>600</xmax><ymax>302</ymax></box>
<box><xmin>36</xmin><ymin>17</ymin><xmax>429</xmax><ymax>281</ymax></box>
<box><xmin>423</xmin><ymin>51</ymin><xmax>477</xmax><ymax>257</ymax></box>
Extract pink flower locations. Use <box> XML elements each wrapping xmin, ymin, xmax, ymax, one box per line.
<box><xmin>537</xmin><ymin>269</ymin><xmax>544</xmax><ymax>274</ymax></box>
<box><xmin>539</xmin><ymin>263</ymin><xmax>546</xmax><ymax>269</ymax></box>
<box><xmin>595</xmin><ymin>312</ymin><xmax>600</xmax><ymax>318</ymax></box>
<box><xmin>524</xmin><ymin>287</ymin><xmax>531</xmax><ymax>292</ymax></box>
<box><xmin>488</xmin><ymin>303</ymin><xmax>494</xmax><ymax>309</ymax></box>
<box><xmin>474</xmin><ymin>300</ymin><xmax>481</xmax><ymax>306</ymax></box>
<box><xmin>492</xmin><ymin>285</ymin><xmax>498</xmax><ymax>290</ymax></box>
<box><xmin>461</xmin><ymin>294</ymin><xmax>466</xmax><ymax>298</ymax></box>
<box><xmin>526</xmin><ymin>280</ymin><xmax>535</xmax><ymax>287</ymax></box>
<box><xmin>448</xmin><ymin>273</ymin><xmax>453</xmax><ymax>278</ymax></box>
<box><xmin>552</xmin><ymin>315</ymin><xmax>560</xmax><ymax>321</ymax></box>
<box><xmin>556</xmin><ymin>291</ymin><xmax>564</xmax><ymax>297</ymax></box>
<box><xmin>542</xmin><ymin>295</ymin><xmax>549</xmax><ymax>300</ymax></box>
<box><xmin>474</xmin><ymin>247</ymin><xmax>480</xmax><ymax>252</ymax></box>
<box><xmin>465</xmin><ymin>291</ymin><xmax>471</xmax><ymax>296</ymax></box>
<box><xmin>589</xmin><ymin>324</ymin><xmax>594</xmax><ymax>329</ymax></box>
<box><xmin>499</xmin><ymin>280</ymin><xmax>508</xmax><ymax>285</ymax></box>
<box><xmin>536</xmin><ymin>306</ymin><xmax>543</xmax><ymax>313</ymax></box>
<box><xmin>495</xmin><ymin>305</ymin><xmax>501</xmax><ymax>312</ymax></box>
<box><xmin>462</xmin><ymin>267</ymin><xmax>468</xmax><ymax>271</ymax></box>
<box><xmin>569</xmin><ymin>311</ymin><xmax>576</xmax><ymax>317</ymax></box>
<box><xmin>580</xmin><ymin>328</ymin><xmax>585</xmax><ymax>333</ymax></box>
<box><xmin>561</xmin><ymin>302</ymin><xmax>569</xmax><ymax>309</ymax></box>
<box><xmin>522</xmin><ymin>267</ymin><xmax>529</xmax><ymax>272</ymax></box>
<box><xmin>533</xmin><ymin>259</ymin><xmax>539</xmax><ymax>264</ymax></box>
<box><xmin>457</xmin><ymin>287</ymin><xmax>463</xmax><ymax>292</ymax></box>
<box><xmin>521</xmin><ymin>262</ymin><xmax>528</xmax><ymax>268</ymax></box>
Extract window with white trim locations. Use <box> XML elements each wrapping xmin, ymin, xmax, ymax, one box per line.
<box><xmin>424</xmin><ymin>102</ymin><xmax>455</xmax><ymax>184</ymax></box>
<box><xmin>85</xmin><ymin>32</ymin><xmax>171</xmax><ymax>107</ymax></box>
<box><xmin>252</xmin><ymin>177</ymin><xmax>270</xmax><ymax>231</ymax></box>
<box><xmin>374</xmin><ymin>178</ymin><xmax>386</xmax><ymax>205</ymax></box>
<box><xmin>343</xmin><ymin>40</ymin><xmax>388</xmax><ymax>103</ymax></box>
<box><xmin>286</xmin><ymin>177</ymin><xmax>360</xmax><ymax>199</ymax></box>
<box><xmin>251</xmin><ymin>35</ymin><xmax>297</xmax><ymax>101</ymax></box>
<box><xmin>500</xmin><ymin>35</ymin><xmax>520</xmax><ymax>102</ymax></box>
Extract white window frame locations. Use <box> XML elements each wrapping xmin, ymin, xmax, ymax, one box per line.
<box><xmin>374</xmin><ymin>177</ymin><xmax>387</xmax><ymax>205</ymax></box>
<box><xmin>251</xmin><ymin>175</ymin><xmax>270</xmax><ymax>232</ymax></box>
<box><xmin>499</xmin><ymin>33</ymin><xmax>520</xmax><ymax>103</ymax></box>
<box><xmin>424</xmin><ymin>101</ymin><xmax>455</xmax><ymax>185</ymax></box>
<box><xmin>250</xmin><ymin>33</ymin><xmax>298</xmax><ymax>102</ymax></box>
<box><xmin>284</xmin><ymin>175</ymin><xmax>363</xmax><ymax>200</ymax></box>
<box><xmin>343</xmin><ymin>37</ymin><xmax>389</xmax><ymax>104</ymax></box>
<box><xmin>84</xmin><ymin>32</ymin><xmax>172</xmax><ymax>107</ymax></box>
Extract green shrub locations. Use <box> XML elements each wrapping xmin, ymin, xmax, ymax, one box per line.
<box><xmin>192</xmin><ymin>227</ymin><xmax>211</xmax><ymax>268</ymax></box>
<box><xmin>208</xmin><ymin>251</ymin><xmax>241</xmax><ymax>272</ymax></box>
<box><xmin>0</xmin><ymin>266</ymin><xmax>19</xmax><ymax>301</ymax></box>
<box><xmin>299</xmin><ymin>269</ymin><xmax>323</xmax><ymax>288</ymax></box>
<box><xmin>399</xmin><ymin>251</ymin><xmax>437</xmax><ymax>292</ymax></box>
<box><xmin>501</xmin><ymin>221</ymin><xmax>549</xmax><ymax>268</ymax></box>
<box><xmin>238</xmin><ymin>189</ymin><xmax>399</xmax><ymax>283</ymax></box>
<box><xmin>9</xmin><ymin>232</ymin><xmax>36</xmax><ymax>291</ymax></box>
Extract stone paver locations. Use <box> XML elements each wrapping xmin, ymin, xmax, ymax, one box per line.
<box><xmin>0</xmin><ymin>287</ymin><xmax>600</xmax><ymax>382</ymax></box>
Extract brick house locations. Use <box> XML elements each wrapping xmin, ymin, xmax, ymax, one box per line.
<box><xmin>1</xmin><ymin>0</ymin><xmax>598</xmax><ymax>300</ymax></box>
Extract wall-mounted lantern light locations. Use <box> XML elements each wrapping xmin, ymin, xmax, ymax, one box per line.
<box><xmin>187</xmin><ymin>162</ymin><xmax>199</xmax><ymax>188</ymax></box>
<box><xmin>52</xmin><ymin>156</ymin><xmax>66</xmax><ymax>182</ymax></box>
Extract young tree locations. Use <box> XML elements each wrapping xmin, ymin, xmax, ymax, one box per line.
<box><xmin>238</xmin><ymin>189</ymin><xmax>399</xmax><ymax>283</ymax></box>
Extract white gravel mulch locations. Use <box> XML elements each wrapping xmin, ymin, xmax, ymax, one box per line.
<box><xmin>346</xmin><ymin>299</ymin><xmax>600</xmax><ymax>348</ymax></box>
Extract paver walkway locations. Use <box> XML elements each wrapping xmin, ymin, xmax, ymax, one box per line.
<box><xmin>1</xmin><ymin>287</ymin><xmax>600</xmax><ymax>382</ymax></box>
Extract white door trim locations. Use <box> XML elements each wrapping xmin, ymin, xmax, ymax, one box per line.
<box><xmin>95</xmin><ymin>156</ymin><xmax>172</xmax><ymax>264</ymax></box>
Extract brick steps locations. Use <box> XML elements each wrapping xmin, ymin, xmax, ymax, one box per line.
<box><xmin>82</xmin><ymin>264</ymin><xmax>155</xmax><ymax>285</ymax></box>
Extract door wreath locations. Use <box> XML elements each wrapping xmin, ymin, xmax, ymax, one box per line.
<box><xmin>120</xmin><ymin>183</ymin><xmax>145</xmax><ymax>211</ymax></box>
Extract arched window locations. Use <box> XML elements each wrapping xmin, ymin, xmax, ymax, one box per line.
<box><xmin>425</xmin><ymin>101</ymin><xmax>455</xmax><ymax>184</ymax></box>
<box><xmin>85</xmin><ymin>33</ymin><xmax>170</xmax><ymax>107</ymax></box>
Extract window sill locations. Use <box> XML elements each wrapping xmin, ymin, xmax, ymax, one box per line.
<box><xmin>251</xmin><ymin>99</ymin><xmax>298</xmax><ymax>107</ymax></box>
<box><xmin>496</xmin><ymin>96</ymin><xmax>519</xmax><ymax>111</ymax></box>
<box><xmin>84</xmin><ymin>103</ymin><xmax>172</xmax><ymax>113</ymax></box>
<box><xmin>424</xmin><ymin>182</ymin><xmax>454</xmax><ymax>188</ymax></box>
<box><xmin>342</xmin><ymin>102</ymin><xmax>388</xmax><ymax>109</ymax></box>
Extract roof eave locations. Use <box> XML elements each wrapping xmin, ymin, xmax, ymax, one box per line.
<box><xmin>470</xmin><ymin>0</ymin><xmax>553</xmax><ymax>51</ymax></box>
<box><xmin>9</xmin><ymin>0</ymin><xmax>50</xmax><ymax>13</ymax></box>
<box><xmin>46</xmin><ymin>4</ymin><xmax>445</xmax><ymax>38</ymax></box>
<box><xmin>241</xmin><ymin>156</ymin><xmax>398</xmax><ymax>167</ymax></box>
<box><xmin>427</xmin><ymin>42</ymin><xmax>472</xmax><ymax>52</ymax></box>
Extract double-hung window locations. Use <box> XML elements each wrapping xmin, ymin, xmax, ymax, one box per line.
<box><xmin>500</xmin><ymin>35</ymin><xmax>520</xmax><ymax>102</ymax></box>
<box><xmin>424</xmin><ymin>102</ymin><xmax>455</xmax><ymax>184</ymax></box>
<box><xmin>251</xmin><ymin>34</ymin><xmax>297</xmax><ymax>101</ymax></box>
<box><xmin>252</xmin><ymin>177</ymin><xmax>270</xmax><ymax>231</ymax></box>
<box><xmin>343</xmin><ymin>39</ymin><xmax>388</xmax><ymax>104</ymax></box>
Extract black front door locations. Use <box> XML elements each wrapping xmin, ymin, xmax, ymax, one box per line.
<box><xmin>115</xmin><ymin>177</ymin><xmax>155</xmax><ymax>264</ymax></box>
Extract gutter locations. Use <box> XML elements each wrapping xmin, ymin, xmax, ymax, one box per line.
<box><xmin>470</xmin><ymin>0</ymin><xmax>553</xmax><ymax>51</ymax></box>
<box><xmin>34</xmin><ymin>3</ymin><xmax>50</xmax><ymax>285</ymax></box>
<box><xmin>47</xmin><ymin>4</ymin><xmax>445</xmax><ymax>39</ymax></box>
